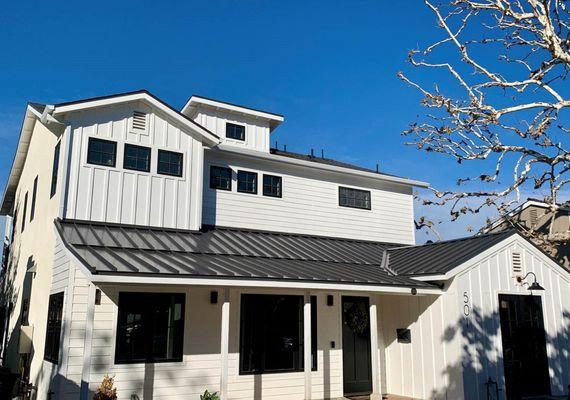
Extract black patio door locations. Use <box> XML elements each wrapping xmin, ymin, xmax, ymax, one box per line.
<box><xmin>342</xmin><ymin>296</ymin><xmax>372</xmax><ymax>396</ymax></box>
<box><xmin>499</xmin><ymin>294</ymin><xmax>550</xmax><ymax>399</ymax></box>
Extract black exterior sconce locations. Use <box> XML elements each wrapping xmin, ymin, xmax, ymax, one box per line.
<box><xmin>326</xmin><ymin>295</ymin><xmax>334</xmax><ymax>306</ymax></box>
<box><xmin>517</xmin><ymin>272</ymin><xmax>545</xmax><ymax>292</ymax></box>
<box><xmin>210</xmin><ymin>291</ymin><xmax>218</xmax><ymax>304</ymax></box>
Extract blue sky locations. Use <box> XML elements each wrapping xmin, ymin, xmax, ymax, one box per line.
<box><xmin>0</xmin><ymin>1</ymin><xmax>560</xmax><ymax>242</ymax></box>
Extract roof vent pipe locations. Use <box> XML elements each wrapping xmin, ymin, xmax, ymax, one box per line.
<box><xmin>376</xmin><ymin>163</ymin><xmax>379</xmax><ymax>173</ymax></box>
<box><xmin>310</xmin><ymin>148</ymin><xmax>314</xmax><ymax>158</ymax></box>
<box><xmin>321</xmin><ymin>149</ymin><xmax>324</xmax><ymax>158</ymax></box>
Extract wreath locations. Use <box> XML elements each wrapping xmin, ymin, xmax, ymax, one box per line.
<box><xmin>345</xmin><ymin>303</ymin><xmax>369</xmax><ymax>334</ymax></box>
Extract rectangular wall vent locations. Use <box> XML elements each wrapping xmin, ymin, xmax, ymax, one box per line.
<box><xmin>512</xmin><ymin>252</ymin><xmax>522</xmax><ymax>276</ymax></box>
<box><xmin>132</xmin><ymin>111</ymin><xmax>147</xmax><ymax>132</ymax></box>
<box><xmin>529</xmin><ymin>208</ymin><xmax>538</xmax><ymax>228</ymax></box>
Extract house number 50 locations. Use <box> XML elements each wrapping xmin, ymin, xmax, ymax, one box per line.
<box><xmin>463</xmin><ymin>292</ymin><xmax>470</xmax><ymax>317</ymax></box>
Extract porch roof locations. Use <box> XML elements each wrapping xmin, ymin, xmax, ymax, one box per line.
<box><xmin>56</xmin><ymin>219</ymin><xmax>435</xmax><ymax>289</ymax></box>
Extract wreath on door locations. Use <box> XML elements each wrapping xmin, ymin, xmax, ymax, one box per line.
<box><xmin>345</xmin><ymin>303</ymin><xmax>369</xmax><ymax>334</ymax></box>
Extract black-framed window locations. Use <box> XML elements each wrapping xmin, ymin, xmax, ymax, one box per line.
<box><xmin>30</xmin><ymin>176</ymin><xmax>38</xmax><ymax>221</ymax></box>
<box><xmin>44</xmin><ymin>292</ymin><xmax>64</xmax><ymax>364</ymax></box>
<box><xmin>210</xmin><ymin>166</ymin><xmax>232</xmax><ymax>191</ymax></box>
<box><xmin>115</xmin><ymin>292</ymin><xmax>185</xmax><ymax>364</ymax></box>
<box><xmin>50</xmin><ymin>142</ymin><xmax>60</xmax><ymax>198</ymax></box>
<box><xmin>124</xmin><ymin>144</ymin><xmax>151</xmax><ymax>172</ymax></box>
<box><xmin>237</xmin><ymin>170</ymin><xmax>258</xmax><ymax>194</ymax></box>
<box><xmin>339</xmin><ymin>187</ymin><xmax>371</xmax><ymax>210</ymax></box>
<box><xmin>226</xmin><ymin>123</ymin><xmax>245</xmax><ymax>141</ymax></box>
<box><xmin>157</xmin><ymin>150</ymin><xmax>183</xmax><ymax>177</ymax></box>
<box><xmin>263</xmin><ymin>175</ymin><xmax>282</xmax><ymax>198</ymax></box>
<box><xmin>87</xmin><ymin>138</ymin><xmax>117</xmax><ymax>167</ymax></box>
<box><xmin>239</xmin><ymin>294</ymin><xmax>317</xmax><ymax>374</ymax></box>
<box><xmin>21</xmin><ymin>192</ymin><xmax>28</xmax><ymax>233</ymax></box>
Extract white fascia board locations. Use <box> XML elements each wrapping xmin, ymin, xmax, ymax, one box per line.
<box><xmin>211</xmin><ymin>145</ymin><xmax>430</xmax><ymax>188</ymax></box>
<box><xmin>182</xmin><ymin>96</ymin><xmax>284</xmax><ymax>123</ymax></box>
<box><xmin>91</xmin><ymin>274</ymin><xmax>442</xmax><ymax>295</ymax></box>
<box><xmin>53</xmin><ymin>92</ymin><xmax>220</xmax><ymax>146</ymax></box>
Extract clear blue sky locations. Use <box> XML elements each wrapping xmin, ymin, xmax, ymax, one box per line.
<box><xmin>0</xmin><ymin>1</ymin><xmax>549</xmax><ymax>242</ymax></box>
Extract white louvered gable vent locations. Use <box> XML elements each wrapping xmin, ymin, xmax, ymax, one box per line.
<box><xmin>529</xmin><ymin>208</ymin><xmax>538</xmax><ymax>228</ymax></box>
<box><xmin>511</xmin><ymin>251</ymin><xmax>522</xmax><ymax>277</ymax></box>
<box><xmin>131</xmin><ymin>111</ymin><xmax>148</xmax><ymax>133</ymax></box>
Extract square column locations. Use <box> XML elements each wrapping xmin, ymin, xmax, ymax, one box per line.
<box><xmin>303</xmin><ymin>292</ymin><xmax>312</xmax><ymax>400</ymax></box>
<box><xmin>369</xmin><ymin>295</ymin><xmax>381</xmax><ymax>399</ymax></box>
<box><xmin>220</xmin><ymin>289</ymin><xmax>230</xmax><ymax>400</ymax></box>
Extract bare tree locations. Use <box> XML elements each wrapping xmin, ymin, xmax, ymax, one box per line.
<box><xmin>400</xmin><ymin>0</ymin><xmax>570</xmax><ymax>252</ymax></box>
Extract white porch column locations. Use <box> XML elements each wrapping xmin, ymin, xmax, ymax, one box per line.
<box><xmin>220</xmin><ymin>289</ymin><xmax>230</xmax><ymax>400</ymax></box>
<box><xmin>369</xmin><ymin>295</ymin><xmax>381</xmax><ymax>400</ymax></box>
<box><xmin>303</xmin><ymin>292</ymin><xmax>312</xmax><ymax>400</ymax></box>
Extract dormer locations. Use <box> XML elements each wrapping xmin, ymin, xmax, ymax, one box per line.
<box><xmin>181</xmin><ymin>95</ymin><xmax>284</xmax><ymax>153</ymax></box>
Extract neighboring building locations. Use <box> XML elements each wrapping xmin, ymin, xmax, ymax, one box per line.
<box><xmin>0</xmin><ymin>90</ymin><xmax>568</xmax><ymax>400</ymax></box>
<box><xmin>483</xmin><ymin>199</ymin><xmax>570</xmax><ymax>269</ymax></box>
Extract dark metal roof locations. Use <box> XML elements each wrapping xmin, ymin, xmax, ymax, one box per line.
<box><xmin>56</xmin><ymin>219</ymin><xmax>433</xmax><ymax>288</ymax></box>
<box><xmin>386</xmin><ymin>231</ymin><xmax>516</xmax><ymax>276</ymax></box>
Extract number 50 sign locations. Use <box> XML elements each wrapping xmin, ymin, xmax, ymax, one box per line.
<box><xmin>463</xmin><ymin>292</ymin><xmax>470</xmax><ymax>317</ymax></box>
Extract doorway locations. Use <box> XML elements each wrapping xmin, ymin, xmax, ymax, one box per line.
<box><xmin>342</xmin><ymin>296</ymin><xmax>372</xmax><ymax>396</ymax></box>
<box><xmin>499</xmin><ymin>294</ymin><xmax>550</xmax><ymax>399</ymax></box>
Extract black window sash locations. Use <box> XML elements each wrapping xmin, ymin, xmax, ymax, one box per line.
<box><xmin>124</xmin><ymin>144</ymin><xmax>151</xmax><ymax>172</ymax></box>
<box><xmin>210</xmin><ymin>166</ymin><xmax>232</xmax><ymax>190</ymax></box>
<box><xmin>30</xmin><ymin>176</ymin><xmax>38</xmax><ymax>221</ymax></box>
<box><xmin>87</xmin><ymin>138</ymin><xmax>117</xmax><ymax>167</ymax></box>
<box><xmin>226</xmin><ymin>123</ymin><xmax>246</xmax><ymax>141</ymax></box>
<box><xmin>157</xmin><ymin>150</ymin><xmax>183</xmax><ymax>177</ymax></box>
<box><xmin>263</xmin><ymin>175</ymin><xmax>282</xmax><ymax>197</ymax></box>
<box><xmin>237</xmin><ymin>170</ymin><xmax>258</xmax><ymax>194</ymax></box>
<box><xmin>44</xmin><ymin>292</ymin><xmax>64</xmax><ymax>364</ymax></box>
<box><xmin>50</xmin><ymin>141</ymin><xmax>60</xmax><ymax>198</ymax></box>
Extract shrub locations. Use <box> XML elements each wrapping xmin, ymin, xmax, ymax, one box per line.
<box><xmin>93</xmin><ymin>375</ymin><xmax>117</xmax><ymax>400</ymax></box>
<box><xmin>200</xmin><ymin>390</ymin><xmax>220</xmax><ymax>400</ymax></box>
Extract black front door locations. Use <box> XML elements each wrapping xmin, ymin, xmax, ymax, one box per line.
<box><xmin>499</xmin><ymin>294</ymin><xmax>550</xmax><ymax>399</ymax></box>
<box><xmin>342</xmin><ymin>296</ymin><xmax>372</xmax><ymax>396</ymax></box>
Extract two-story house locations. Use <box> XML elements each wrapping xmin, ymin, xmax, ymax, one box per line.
<box><xmin>0</xmin><ymin>90</ymin><xmax>569</xmax><ymax>400</ymax></box>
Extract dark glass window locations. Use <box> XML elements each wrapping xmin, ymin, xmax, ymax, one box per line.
<box><xmin>263</xmin><ymin>175</ymin><xmax>282</xmax><ymax>198</ymax></box>
<box><xmin>157</xmin><ymin>150</ymin><xmax>183</xmax><ymax>177</ymax></box>
<box><xmin>30</xmin><ymin>176</ymin><xmax>38</xmax><ymax>221</ymax></box>
<box><xmin>339</xmin><ymin>187</ymin><xmax>371</xmax><ymax>210</ymax></box>
<box><xmin>210</xmin><ymin>166</ymin><xmax>232</xmax><ymax>191</ymax></box>
<box><xmin>124</xmin><ymin>144</ymin><xmax>151</xmax><ymax>172</ymax></box>
<box><xmin>87</xmin><ymin>138</ymin><xmax>117</xmax><ymax>167</ymax></box>
<box><xmin>226</xmin><ymin>123</ymin><xmax>245</xmax><ymax>141</ymax></box>
<box><xmin>44</xmin><ymin>292</ymin><xmax>64</xmax><ymax>364</ymax></box>
<box><xmin>50</xmin><ymin>142</ymin><xmax>60</xmax><ymax>198</ymax></box>
<box><xmin>115</xmin><ymin>292</ymin><xmax>185</xmax><ymax>364</ymax></box>
<box><xmin>21</xmin><ymin>192</ymin><xmax>28</xmax><ymax>233</ymax></box>
<box><xmin>239</xmin><ymin>294</ymin><xmax>317</xmax><ymax>374</ymax></box>
<box><xmin>237</xmin><ymin>170</ymin><xmax>258</xmax><ymax>194</ymax></box>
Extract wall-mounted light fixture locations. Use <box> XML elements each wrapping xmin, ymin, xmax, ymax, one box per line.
<box><xmin>210</xmin><ymin>291</ymin><xmax>218</xmax><ymax>304</ymax></box>
<box><xmin>517</xmin><ymin>271</ymin><xmax>545</xmax><ymax>292</ymax></box>
<box><xmin>326</xmin><ymin>295</ymin><xmax>334</xmax><ymax>306</ymax></box>
<box><xmin>95</xmin><ymin>289</ymin><xmax>102</xmax><ymax>305</ymax></box>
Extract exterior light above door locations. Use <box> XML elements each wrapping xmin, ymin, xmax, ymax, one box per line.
<box><xmin>517</xmin><ymin>271</ymin><xmax>545</xmax><ymax>292</ymax></box>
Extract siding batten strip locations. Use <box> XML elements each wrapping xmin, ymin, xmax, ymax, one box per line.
<box><xmin>80</xmin><ymin>284</ymin><xmax>96</xmax><ymax>400</ymax></box>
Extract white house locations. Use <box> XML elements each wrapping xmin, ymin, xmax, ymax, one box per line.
<box><xmin>0</xmin><ymin>90</ymin><xmax>568</xmax><ymax>400</ymax></box>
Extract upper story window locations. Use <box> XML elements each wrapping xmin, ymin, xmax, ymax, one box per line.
<box><xmin>210</xmin><ymin>166</ymin><xmax>232</xmax><ymax>191</ymax></box>
<box><xmin>237</xmin><ymin>170</ymin><xmax>258</xmax><ymax>194</ymax></box>
<box><xmin>263</xmin><ymin>175</ymin><xmax>282</xmax><ymax>198</ymax></box>
<box><xmin>21</xmin><ymin>192</ymin><xmax>28</xmax><ymax>233</ymax></box>
<box><xmin>115</xmin><ymin>292</ymin><xmax>185</xmax><ymax>364</ymax></box>
<box><xmin>50</xmin><ymin>142</ymin><xmax>60</xmax><ymax>198</ymax></box>
<box><xmin>339</xmin><ymin>186</ymin><xmax>371</xmax><ymax>210</ymax></box>
<box><xmin>44</xmin><ymin>292</ymin><xmax>64</xmax><ymax>364</ymax></box>
<box><xmin>87</xmin><ymin>138</ymin><xmax>117</xmax><ymax>167</ymax></box>
<box><xmin>157</xmin><ymin>150</ymin><xmax>183</xmax><ymax>177</ymax></box>
<box><xmin>124</xmin><ymin>144</ymin><xmax>151</xmax><ymax>173</ymax></box>
<box><xmin>30</xmin><ymin>176</ymin><xmax>38</xmax><ymax>221</ymax></box>
<box><xmin>226</xmin><ymin>123</ymin><xmax>245</xmax><ymax>141</ymax></box>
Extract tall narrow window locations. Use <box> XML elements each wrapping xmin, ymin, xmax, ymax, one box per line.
<box><xmin>87</xmin><ymin>138</ymin><xmax>117</xmax><ymax>167</ymax></box>
<box><xmin>157</xmin><ymin>150</ymin><xmax>183</xmax><ymax>177</ymax></box>
<box><xmin>50</xmin><ymin>142</ymin><xmax>60</xmax><ymax>198</ymax></box>
<box><xmin>210</xmin><ymin>166</ymin><xmax>232</xmax><ymax>191</ymax></box>
<box><xmin>21</xmin><ymin>192</ymin><xmax>28</xmax><ymax>233</ymax></box>
<box><xmin>30</xmin><ymin>176</ymin><xmax>38</xmax><ymax>221</ymax></box>
<box><xmin>226</xmin><ymin>123</ymin><xmax>246</xmax><ymax>141</ymax></box>
<box><xmin>263</xmin><ymin>175</ymin><xmax>282</xmax><ymax>198</ymax></box>
<box><xmin>124</xmin><ymin>144</ymin><xmax>151</xmax><ymax>172</ymax></box>
<box><xmin>339</xmin><ymin>187</ymin><xmax>371</xmax><ymax>210</ymax></box>
<box><xmin>237</xmin><ymin>170</ymin><xmax>258</xmax><ymax>194</ymax></box>
<box><xmin>115</xmin><ymin>292</ymin><xmax>185</xmax><ymax>364</ymax></box>
<box><xmin>44</xmin><ymin>292</ymin><xmax>64</xmax><ymax>364</ymax></box>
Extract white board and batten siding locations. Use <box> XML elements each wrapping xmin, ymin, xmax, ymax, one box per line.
<box><xmin>203</xmin><ymin>152</ymin><xmax>416</xmax><ymax>244</ymax></box>
<box><xmin>62</xmin><ymin>102</ymin><xmax>204</xmax><ymax>230</ymax></box>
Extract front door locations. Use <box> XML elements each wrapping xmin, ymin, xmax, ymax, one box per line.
<box><xmin>342</xmin><ymin>296</ymin><xmax>372</xmax><ymax>396</ymax></box>
<box><xmin>499</xmin><ymin>294</ymin><xmax>550</xmax><ymax>399</ymax></box>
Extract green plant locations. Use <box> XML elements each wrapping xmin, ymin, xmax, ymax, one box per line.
<box><xmin>200</xmin><ymin>390</ymin><xmax>220</xmax><ymax>400</ymax></box>
<box><xmin>93</xmin><ymin>375</ymin><xmax>117</xmax><ymax>400</ymax></box>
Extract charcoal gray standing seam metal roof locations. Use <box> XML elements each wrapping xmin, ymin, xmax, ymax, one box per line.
<box><xmin>55</xmin><ymin>219</ymin><xmax>436</xmax><ymax>288</ymax></box>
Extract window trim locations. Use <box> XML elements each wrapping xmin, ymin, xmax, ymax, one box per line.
<box><xmin>338</xmin><ymin>186</ymin><xmax>372</xmax><ymax>210</ymax></box>
<box><xmin>87</xmin><ymin>137</ymin><xmax>117</xmax><ymax>168</ymax></box>
<box><xmin>226</xmin><ymin>122</ymin><xmax>246</xmax><ymax>141</ymax></box>
<box><xmin>50</xmin><ymin>142</ymin><xmax>60</xmax><ymax>198</ymax></box>
<box><xmin>262</xmin><ymin>174</ymin><xmax>283</xmax><ymax>198</ymax></box>
<box><xmin>237</xmin><ymin>170</ymin><xmax>258</xmax><ymax>195</ymax></box>
<box><xmin>157</xmin><ymin>149</ymin><xmax>184</xmax><ymax>177</ymax></box>
<box><xmin>44</xmin><ymin>292</ymin><xmax>64</xmax><ymax>364</ymax></box>
<box><xmin>30</xmin><ymin>176</ymin><xmax>38</xmax><ymax>221</ymax></box>
<box><xmin>123</xmin><ymin>144</ymin><xmax>152</xmax><ymax>173</ymax></box>
<box><xmin>210</xmin><ymin>166</ymin><xmax>233</xmax><ymax>191</ymax></box>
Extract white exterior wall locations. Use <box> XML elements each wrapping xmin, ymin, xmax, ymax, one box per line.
<box><xmin>62</xmin><ymin>102</ymin><xmax>204</xmax><ymax>230</ymax></box>
<box><xmin>203</xmin><ymin>152</ymin><xmax>416</xmax><ymax>244</ymax></box>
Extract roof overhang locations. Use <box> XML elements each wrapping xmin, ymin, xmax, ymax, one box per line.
<box><xmin>53</xmin><ymin>90</ymin><xmax>220</xmax><ymax>146</ymax></box>
<box><xmin>182</xmin><ymin>95</ymin><xmax>284</xmax><ymax>131</ymax></box>
<box><xmin>210</xmin><ymin>145</ymin><xmax>430</xmax><ymax>188</ymax></box>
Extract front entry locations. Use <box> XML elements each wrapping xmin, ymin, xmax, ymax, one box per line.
<box><xmin>342</xmin><ymin>296</ymin><xmax>372</xmax><ymax>396</ymax></box>
<box><xmin>499</xmin><ymin>294</ymin><xmax>550</xmax><ymax>399</ymax></box>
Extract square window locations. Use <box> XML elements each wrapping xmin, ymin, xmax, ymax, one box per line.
<box><xmin>226</xmin><ymin>123</ymin><xmax>245</xmax><ymax>141</ymax></box>
<box><xmin>210</xmin><ymin>166</ymin><xmax>232</xmax><ymax>191</ymax></box>
<box><xmin>124</xmin><ymin>144</ymin><xmax>151</xmax><ymax>172</ymax></box>
<box><xmin>263</xmin><ymin>175</ymin><xmax>282</xmax><ymax>198</ymax></box>
<box><xmin>339</xmin><ymin>187</ymin><xmax>371</xmax><ymax>210</ymax></box>
<box><xmin>87</xmin><ymin>138</ymin><xmax>117</xmax><ymax>167</ymax></box>
<box><xmin>237</xmin><ymin>170</ymin><xmax>258</xmax><ymax>194</ymax></box>
<box><xmin>157</xmin><ymin>150</ymin><xmax>183</xmax><ymax>177</ymax></box>
<box><xmin>44</xmin><ymin>292</ymin><xmax>64</xmax><ymax>364</ymax></box>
